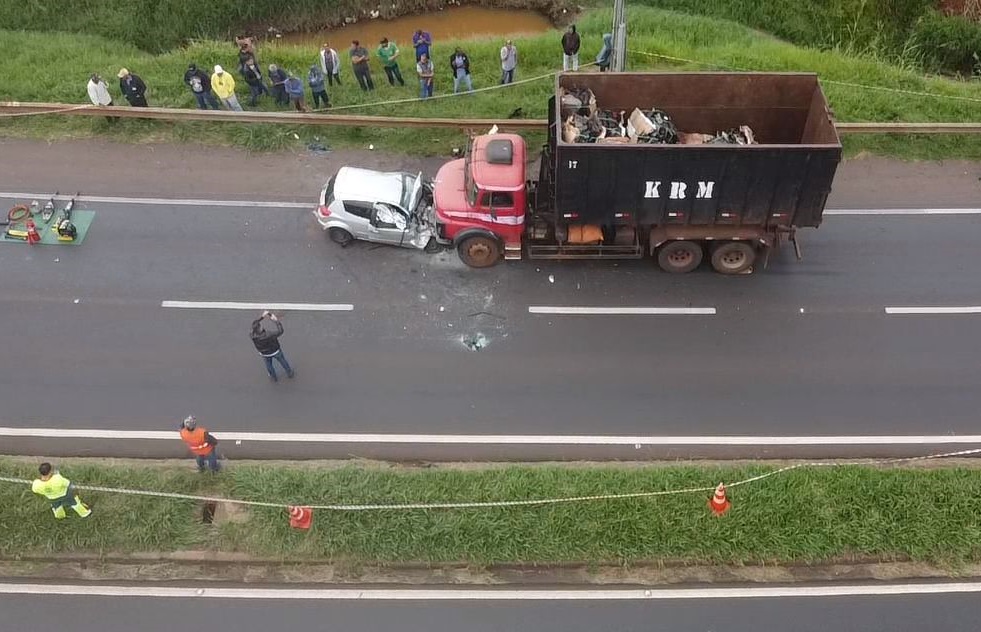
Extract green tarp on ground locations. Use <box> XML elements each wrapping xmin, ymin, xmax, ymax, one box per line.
<box><xmin>0</xmin><ymin>210</ymin><xmax>96</xmax><ymax>246</ymax></box>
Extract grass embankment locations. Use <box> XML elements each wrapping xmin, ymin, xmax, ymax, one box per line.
<box><xmin>2</xmin><ymin>458</ymin><xmax>981</xmax><ymax>566</ymax></box>
<box><xmin>1</xmin><ymin>7</ymin><xmax>980</xmax><ymax>159</ymax></box>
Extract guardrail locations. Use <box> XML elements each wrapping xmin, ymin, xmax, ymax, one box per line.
<box><xmin>3</xmin><ymin>102</ymin><xmax>981</xmax><ymax>134</ymax></box>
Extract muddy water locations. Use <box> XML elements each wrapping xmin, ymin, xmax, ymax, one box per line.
<box><xmin>279</xmin><ymin>6</ymin><xmax>553</xmax><ymax>49</ymax></box>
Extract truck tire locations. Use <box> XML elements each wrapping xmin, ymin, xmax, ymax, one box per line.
<box><xmin>328</xmin><ymin>227</ymin><xmax>354</xmax><ymax>247</ymax></box>
<box><xmin>457</xmin><ymin>235</ymin><xmax>501</xmax><ymax>268</ymax></box>
<box><xmin>710</xmin><ymin>242</ymin><xmax>756</xmax><ymax>274</ymax></box>
<box><xmin>657</xmin><ymin>241</ymin><xmax>703</xmax><ymax>273</ymax></box>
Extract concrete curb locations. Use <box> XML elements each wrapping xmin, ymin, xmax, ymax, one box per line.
<box><xmin>2</xmin><ymin>554</ymin><xmax>978</xmax><ymax>586</ymax></box>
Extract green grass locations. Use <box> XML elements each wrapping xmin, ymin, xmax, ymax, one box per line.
<box><xmin>3</xmin><ymin>458</ymin><xmax>981</xmax><ymax>566</ymax></box>
<box><xmin>1</xmin><ymin>7</ymin><xmax>980</xmax><ymax>159</ymax></box>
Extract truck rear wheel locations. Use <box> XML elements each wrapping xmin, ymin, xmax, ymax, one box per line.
<box><xmin>458</xmin><ymin>235</ymin><xmax>501</xmax><ymax>268</ymax></box>
<box><xmin>657</xmin><ymin>241</ymin><xmax>703</xmax><ymax>273</ymax></box>
<box><xmin>710</xmin><ymin>242</ymin><xmax>756</xmax><ymax>274</ymax></box>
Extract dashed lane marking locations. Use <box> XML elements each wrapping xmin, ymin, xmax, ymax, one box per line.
<box><xmin>161</xmin><ymin>301</ymin><xmax>353</xmax><ymax>311</ymax></box>
<box><xmin>528</xmin><ymin>306</ymin><xmax>716</xmax><ymax>315</ymax></box>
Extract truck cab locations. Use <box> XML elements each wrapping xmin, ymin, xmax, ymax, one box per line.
<box><xmin>433</xmin><ymin>132</ymin><xmax>527</xmax><ymax>267</ymax></box>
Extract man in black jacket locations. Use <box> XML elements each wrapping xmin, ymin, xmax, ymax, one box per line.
<box><xmin>449</xmin><ymin>47</ymin><xmax>472</xmax><ymax>93</ymax></box>
<box><xmin>184</xmin><ymin>63</ymin><xmax>220</xmax><ymax>110</ymax></box>
<box><xmin>250</xmin><ymin>311</ymin><xmax>295</xmax><ymax>382</ymax></box>
<box><xmin>117</xmin><ymin>68</ymin><xmax>148</xmax><ymax>107</ymax></box>
<box><xmin>561</xmin><ymin>25</ymin><xmax>581</xmax><ymax>71</ymax></box>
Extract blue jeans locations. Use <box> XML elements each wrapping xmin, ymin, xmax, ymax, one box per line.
<box><xmin>194</xmin><ymin>91</ymin><xmax>221</xmax><ymax>110</ymax></box>
<box><xmin>419</xmin><ymin>79</ymin><xmax>433</xmax><ymax>99</ymax></box>
<box><xmin>195</xmin><ymin>451</ymin><xmax>220</xmax><ymax>473</ymax></box>
<box><xmin>262</xmin><ymin>349</ymin><xmax>293</xmax><ymax>379</ymax></box>
<box><xmin>501</xmin><ymin>69</ymin><xmax>515</xmax><ymax>84</ymax></box>
<box><xmin>453</xmin><ymin>71</ymin><xmax>472</xmax><ymax>93</ymax></box>
<box><xmin>248</xmin><ymin>81</ymin><xmax>269</xmax><ymax>106</ymax></box>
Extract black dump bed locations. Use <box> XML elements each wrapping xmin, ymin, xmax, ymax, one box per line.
<box><xmin>539</xmin><ymin>72</ymin><xmax>842</xmax><ymax>229</ymax></box>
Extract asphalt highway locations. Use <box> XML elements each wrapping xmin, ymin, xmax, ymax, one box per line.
<box><xmin>2</xmin><ymin>584</ymin><xmax>979</xmax><ymax>632</ymax></box>
<box><xmin>0</xmin><ymin>148</ymin><xmax>980</xmax><ymax>459</ymax></box>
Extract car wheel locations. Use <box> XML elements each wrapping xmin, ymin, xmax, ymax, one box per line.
<box><xmin>328</xmin><ymin>227</ymin><xmax>354</xmax><ymax>247</ymax></box>
<box><xmin>424</xmin><ymin>237</ymin><xmax>442</xmax><ymax>254</ymax></box>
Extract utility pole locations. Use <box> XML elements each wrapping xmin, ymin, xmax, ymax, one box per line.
<box><xmin>611</xmin><ymin>0</ymin><xmax>627</xmax><ymax>72</ymax></box>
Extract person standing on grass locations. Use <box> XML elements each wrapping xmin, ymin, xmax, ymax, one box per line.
<box><xmin>179</xmin><ymin>416</ymin><xmax>221</xmax><ymax>473</ymax></box>
<box><xmin>377</xmin><ymin>38</ymin><xmax>405</xmax><ymax>86</ymax></box>
<box><xmin>211</xmin><ymin>65</ymin><xmax>243</xmax><ymax>111</ymax></box>
<box><xmin>32</xmin><ymin>462</ymin><xmax>92</xmax><ymax>520</ymax></box>
<box><xmin>243</xmin><ymin>58</ymin><xmax>269</xmax><ymax>106</ymax></box>
<box><xmin>86</xmin><ymin>73</ymin><xmax>118</xmax><ymax>122</ymax></box>
<box><xmin>308</xmin><ymin>64</ymin><xmax>330</xmax><ymax>109</ymax></box>
<box><xmin>500</xmin><ymin>39</ymin><xmax>517</xmax><ymax>84</ymax></box>
<box><xmin>450</xmin><ymin>47</ymin><xmax>473</xmax><ymax>94</ymax></box>
<box><xmin>117</xmin><ymin>68</ymin><xmax>148</xmax><ymax>107</ymax></box>
<box><xmin>184</xmin><ymin>63</ymin><xmax>220</xmax><ymax>110</ymax></box>
<box><xmin>286</xmin><ymin>73</ymin><xmax>308</xmax><ymax>112</ymax></box>
<box><xmin>319</xmin><ymin>42</ymin><xmax>342</xmax><ymax>86</ymax></box>
<box><xmin>269</xmin><ymin>64</ymin><xmax>289</xmax><ymax>106</ymax></box>
<box><xmin>251</xmin><ymin>310</ymin><xmax>295</xmax><ymax>382</ymax></box>
<box><xmin>236</xmin><ymin>35</ymin><xmax>259</xmax><ymax>74</ymax></box>
<box><xmin>350</xmin><ymin>40</ymin><xmax>375</xmax><ymax>91</ymax></box>
<box><xmin>416</xmin><ymin>52</ymin><xmax>434</xmax><ymax>99</ymax></box>
<box><xmin>596</xmin><ymin>33</ymin><xmax>613</xmax><ymax>72</ymax></box>
<box><xmin>561</xmin><ymin>25</ymin><xmax>581</xmax><ymax>71</ymax></box>
<box><xmin>412</xmin><ymin>28</ymin><xmax>432</xmax><ymax>61</ymax></box>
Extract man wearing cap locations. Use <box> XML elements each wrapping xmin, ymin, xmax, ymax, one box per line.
<box><xmin>211</xmin><ymin>65</ymin><xmax>243</xmax><ymax>111</ymax></box>
<box><xmin>32</xmin><ymin>462</ymin><xmax>92</xmax><ymax>520</ymax></box>
<box><xmin>179</xmin><ymin>416</ymin><xmax>220</xmax><ymax>473</ymax></box>
<box><xmin>184</xmin><ymin>63</ymin><xmax>220</xmax><ymax>110</ymax></box>
<box><xmin>117</xmin><ymin>68</ymin><xmax>148</xmax><ymax>107</ymax></box>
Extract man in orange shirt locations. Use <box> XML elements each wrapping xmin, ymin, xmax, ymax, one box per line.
<box><xmin>179</xmin><ymin>416</ymin><xmax>220</xmax><ymax>473</ymax></box>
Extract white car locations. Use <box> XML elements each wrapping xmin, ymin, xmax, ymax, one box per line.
<box><xmin>314</xmin><ymin>166</ymin><xmax>438</xmax><ymax>252</ymax></box>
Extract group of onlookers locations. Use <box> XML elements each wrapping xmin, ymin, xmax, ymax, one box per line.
<box><xmin>84</xmin><ymin>24</ymin><xmax>614</xmax><ymax>116</ymax></box>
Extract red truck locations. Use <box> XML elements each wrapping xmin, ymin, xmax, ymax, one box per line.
<box><xmin>432</xmin><ymin>71</ymin><xmax>842</xmax><ymax>273</ymax></box>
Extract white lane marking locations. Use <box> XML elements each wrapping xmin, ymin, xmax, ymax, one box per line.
<box><xmin>886</xmin><ymin>306</ymin><xmax>981</xmax><ymax>315</ymax></box>
<box><xmin>161</xmin><ymin>301</ymin><xmax>353</xmax><ymax>311</ymax></box>
<box><xmin>1</xmin><ymin>193</ymin><xmax>978</xmax><ymax>215</ymax></box>
<box><xmin>0</xmin><ymin>192</ymin><xmax>309</xmax><ymax>209</ymax></box>
<box><xmin>826</xmin><ymin>208</ymin><xmax>981</xmax><ymax>216</ymax></box>
<box><xmin>529</xmin><ymin>306</ymin><xmax>716</xmax><ymax>315</ymax></box>
<box><xmin>2</xmin><ymin>427</ymin><xmax>981</xmax><ymax>445</ymax></box>
<box><xmin>1</xmin><ymin>582</ymin><xmax>980</xmax><ymax>600</ymax></box>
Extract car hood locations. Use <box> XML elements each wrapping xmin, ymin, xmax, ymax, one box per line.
<box><xmin>433</xmin><ymin>158</ymin><xmax>468</xmax><ymax>216</ymax></box>
<box><xmin>333</xmin><ymin>166</ymin><xmax>406</xmax><ymax>207</ymax></box>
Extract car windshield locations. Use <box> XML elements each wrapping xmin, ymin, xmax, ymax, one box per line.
<box><xmin>400</xmin><ymin>173</ymin><xmax>416</xmax><ymax>211</ymax></box>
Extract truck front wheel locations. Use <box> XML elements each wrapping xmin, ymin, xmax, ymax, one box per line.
<box><xmin>656</xmin><ymin>241</ymin><xmax>703</xmax><ymax>273</ymax></box>
<box><xmin>711</xmin><ymin>242</ymin><xmax>756</xmax><ymax>274</ymax></box>
<box><xmin>457</xmin><ymin>235</ymin><xmax>501</xmax><ymax>268</ymax></box>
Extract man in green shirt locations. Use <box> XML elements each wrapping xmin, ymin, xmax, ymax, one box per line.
<box><xmin>377</xmin><ymin>37</ymin><xmax>405</xmax><ymax>87</ymax></box>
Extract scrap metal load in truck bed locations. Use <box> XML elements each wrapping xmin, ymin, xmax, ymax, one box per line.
<box><xmin>432</xmin><ymin>71</ymin><xmax>843</xmax><ymax>273</ymax></box>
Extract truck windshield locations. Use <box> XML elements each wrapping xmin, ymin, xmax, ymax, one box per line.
<box><xmin>464</xmin><ymin>142</ymin><xmax>478</xmax><ymax>206</ymax></box>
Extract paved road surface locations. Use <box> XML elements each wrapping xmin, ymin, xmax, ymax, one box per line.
<box><xmin>2</xmin><ymin>584</ymin><xmax>979</xmax><ymax>632</ymax></box>
<box><xmin>1</xmin><ymin>140</ymin><xmax>980</xmax><ymax>458</ymax></box>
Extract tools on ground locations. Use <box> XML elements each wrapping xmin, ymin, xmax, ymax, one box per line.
<box><xmin>41</xmin><ymin>192</ymin><xmax>58</xmax><ymax>223</ymax></box>
<box><xmin>56</xmin><ymin>192</ymin><xmax>79</xmax><ymax>241</ymax></box>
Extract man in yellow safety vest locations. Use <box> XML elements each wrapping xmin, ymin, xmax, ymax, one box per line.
<box><xmin>31</xmin><ymin>462</ymin><xmax>92</xmax><ymax>520</ymax></box>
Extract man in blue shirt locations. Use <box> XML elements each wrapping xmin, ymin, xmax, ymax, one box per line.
<box><xmin>412</xmin><ymin>29</ymin><xmax>432</xmax><ymax>61</ymax></box>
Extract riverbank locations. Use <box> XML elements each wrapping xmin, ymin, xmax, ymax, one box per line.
<box><xmin>2</xmin><ymin>7</ymin><xmax>980</xmax><ymax>160</ymax></box>
<box><xmin>3</xmin><ymin>457</ymin><xmax>981</xmax><ymax>572</ymax></box>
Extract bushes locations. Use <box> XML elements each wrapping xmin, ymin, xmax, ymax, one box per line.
<box><xmin>912</xmin><ymin>10</ymin><xmax>981</xmax><ymax>74</ymax></box>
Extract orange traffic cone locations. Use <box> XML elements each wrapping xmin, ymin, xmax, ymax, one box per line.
<box><xmin>708</xmin><ymin>483</ymin><xmax>730</xmax><ymax>516</ymax></box>
<box><xmin>26</xmin><ymin>219</ymin><xmax>40</xmax><ymax>245</ymax></box>
<box><xmin>288</xmin><ymin>505</ymin><xmax>313</xmax><ymax>530</ymax></box>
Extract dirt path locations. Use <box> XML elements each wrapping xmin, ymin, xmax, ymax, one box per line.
<box><xmin>0</xmin><ymin>137</ymin><xmax>979</xmax><ymax>207</ymax></box>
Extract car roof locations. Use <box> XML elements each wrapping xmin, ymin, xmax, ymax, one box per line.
<box><xmin>471</xmin><ymin>133</ymin><xmax>526</xmax><ymax>190</ymax></box>
<box><xmin>333</xmin><ymin>166</ymin><xmax>405</xmax><ymax>205</ymax></box>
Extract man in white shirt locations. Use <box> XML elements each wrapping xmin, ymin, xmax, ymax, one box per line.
<box><xmin>86</xmin><ymin>73</ymin><xmax>117</xmax><ymax>123</ymax></box>
<box><xmin>319</xmin><ymin>42</ymin><xmax>341</xmax><ymax>86</ymax></box>
<box><xmin>500</xmin><ymin>40</ymin><xmax>517</xmax><ymax>85</ymax></box>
